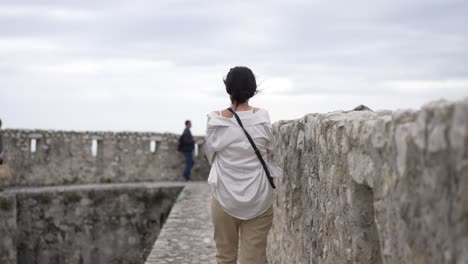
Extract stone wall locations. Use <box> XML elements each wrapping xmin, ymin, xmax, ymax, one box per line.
<box><xmin>267</xmin><ymin>98</ymin><xmax>468</xmax><ymax>264</ymax></box>
<box><xmin>0</xmin><ymin>192</ymin><xmax>16</xmax><ymax>264</ymax></box>
<box><xmin>1</xmin><ymin>130</ymin><xmax>209</xmax><ymax>187</ymax></box>
<box><xmin>2</xmin><ymin>184</ymin><xmax>182</xmax><ymax>264</ymax></box>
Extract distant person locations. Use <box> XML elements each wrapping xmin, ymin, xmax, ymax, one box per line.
<box><xmin>205</xmin><ymin>66</ymin><xmax>278</xmax><ymax>263</ymax></box>
<box><xmin>179</xmin><ymin>120</ymin><xmax>195</xmax><ymax>181</ymax></box>
<box><xmin>0</xmin><ymin>118</ymin><xmax>3</xmax><ymax>165</ymax></box>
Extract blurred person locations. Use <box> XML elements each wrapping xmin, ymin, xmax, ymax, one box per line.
<box><xmin>180</xmin><ymin>120</ymin><xmax>195</xmax><ymax>181</ymax></box>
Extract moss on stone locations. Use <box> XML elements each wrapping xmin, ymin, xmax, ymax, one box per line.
<box><xmin>35</xmin><ymin>193</ymin><xmax>51</xmax><ymax>204</ymax></box>
<box><xmin>63</xmin><ymin>192</ymin><xmax>82</xmax><ymax>205</ymax></box>
<box><xmin>101</xmin><ymin>178</ymin><xmax>113</xmax><ymax>183</ymax></box>
<box><xmin>63</xmin><ymin>176</ymin><xmax>80</xmax><ymax>185</ymax></box>
<box><xmin>0</xmin><ymin>197</ymin><xmax>13</xmax><ymax>211</ymax></box>
<box><xmin>137</xmin><ymin>190</ymin><xmax>177</xmax><ymax>205</ymax></box>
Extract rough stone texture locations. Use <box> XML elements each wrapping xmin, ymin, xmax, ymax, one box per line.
<box><xmin>145</xmin><ymin>182</ymin><xmax>216</xmax><ymax>264</ymax></box>
<box><xmin>1</xmin><ymin>130</ymin><xmax>209</xmax><ymax>187</ymax></box>
<box><xmin>0</xmin><ymin>192</ymin><xmax>16</xmax><ymax>264</ymax></box>
<box><xmin>0</xmin><ymin>166</ymin><xmax>11</xmax><ymax>180</ymax></box>
<box><xmin>2</xmin><ymin>183</ymin><xmax>183</xmax><ymax>264</ymax></box>
<box><xmin>267</xmin><ymin>98</ymin><xmax>468</xmax><ymax>264</ymax></box>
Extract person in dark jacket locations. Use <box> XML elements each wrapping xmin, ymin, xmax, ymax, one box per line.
<box><xmin>181</xmin><ymin>120</ymin><xmax>195</xmax><ymax>181</ymax></box>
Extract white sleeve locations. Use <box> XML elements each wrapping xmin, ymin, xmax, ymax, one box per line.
<box><xmin>205</xmin><ymin>113</ymin><xmax>217</xmax><ymax>165</ymax></box>
<box><xmin>205</xmin><ymin>112</ymin><xmax>235</xmax><ymax>165</ymax></box>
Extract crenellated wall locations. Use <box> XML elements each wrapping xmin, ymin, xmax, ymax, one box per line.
<box><xmin>267</xmin><ymin>98</ymin><xmax>468</xmax><ymax>264</ymax></box>
<box><xmin>1</xmin><ymin>130</ymin><xmax>209</xmax><ymax>187</ymax></box>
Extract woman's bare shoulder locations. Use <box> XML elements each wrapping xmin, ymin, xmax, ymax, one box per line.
<box><xmin>220</xmin><ymin>109</ymin><xmax>233</xmax><ymax>118</ymax></box>
<box><xmin>253</xmin><ymin>107</ymin><xmax>268</xmax><ymax>114</ymax></box>
<box><xmin>209</xmin><ymin>107</ymin><xmax>267</xmax><ymax>117</ymax></box>
<box><xmin>207</xmin><ymin>110</ymin><xmax>232</xmax><ymax>118</ymax></box>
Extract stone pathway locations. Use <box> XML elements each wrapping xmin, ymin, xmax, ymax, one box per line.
<box><xmin>145</xmin><ymin>182</ymin><xmax>216</xmax><ymax>264</ymax></box>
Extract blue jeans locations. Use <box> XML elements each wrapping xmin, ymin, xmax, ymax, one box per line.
<box><xmin>183</xmin><ymin>151</ymin><xmax>193</xmax><ymax>180</ymax></box>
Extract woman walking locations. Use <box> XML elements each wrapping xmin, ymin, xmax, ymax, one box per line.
<box><xmin>205</xmin><ymin>66</ymin><xmax>277</xmax><ymax>264</ymax></box>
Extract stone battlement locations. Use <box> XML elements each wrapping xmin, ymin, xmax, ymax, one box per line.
<box><xmin>1</xmin><ymin>129</ymin><xmax>210</xmax><ymax>187</ymax></box>
<box><xmin>267</xmin><ymin>98</ymin><xmax>468</xmax><ymax>263</ymax></box>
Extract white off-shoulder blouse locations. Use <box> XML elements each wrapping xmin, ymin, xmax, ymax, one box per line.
<box><xmin>205</xmin><ymin>108</ymin><xmax>274</xmax><ymax>220</ymax></box>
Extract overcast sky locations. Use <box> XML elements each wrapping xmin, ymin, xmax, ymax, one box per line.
<box><xmin>1</xmin><ymin>0</ymin><xmax>467</xmax><ymax>135</ymax></box>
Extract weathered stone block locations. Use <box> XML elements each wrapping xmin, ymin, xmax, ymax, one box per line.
<box><xmin>267</xmin><ymin>98</ymin><xmax>468</xmax><ymax>264</ymax></box>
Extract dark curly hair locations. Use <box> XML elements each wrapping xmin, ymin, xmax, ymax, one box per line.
<box><xmin>224</xmin><ymin>66</ymin><xmax>257</xmax><ymax>107</ymax></box>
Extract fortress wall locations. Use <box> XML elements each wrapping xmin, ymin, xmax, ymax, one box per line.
<box><xmin>1</xmin><ymin>130</ymin><xmax>209</xmax><ymax>187</ymax></box>
<box><xmin>267</xmin><ymin>99</ymin><xmax>468</xmax><ymax>264</ymax></box>
<box><xmin>0</xmin><ymin>192</ymin><xmax>16</xmax><ymax>264</ymax></box>
<box><xmin>2</xmin><ymin>185</ymin><xmax>182</xmax><ymax>264</ymax></box>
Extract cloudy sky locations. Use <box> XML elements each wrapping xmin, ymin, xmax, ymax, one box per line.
<box><xmin>1</xmin><ymin>0</ymin><xmax>467</xmax><ymax>135</ymax></box>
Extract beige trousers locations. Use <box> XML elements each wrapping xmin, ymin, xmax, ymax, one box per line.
<box><xmin>211</xmin><ymin>198</ymin><xmax>274</xmax><ymax>264</ymax></box>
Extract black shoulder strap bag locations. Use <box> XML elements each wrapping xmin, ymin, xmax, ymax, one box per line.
<box><xmin>227</xmin><ymin>108</ymin><xmax>276</xmax><ymax>189</ymax></box>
